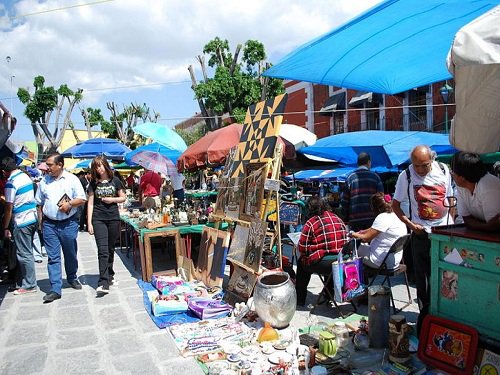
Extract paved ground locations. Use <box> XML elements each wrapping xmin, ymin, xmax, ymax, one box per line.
<box><xmin>0</xmin><ymin>232</ymin><xmax>419</xmax><ymax>374</ymax></box>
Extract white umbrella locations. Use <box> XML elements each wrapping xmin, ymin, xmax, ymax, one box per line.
<box><xmin>279</xmin><ymin>124</ymin><xmax>317</xmax><ymax>150</ymax></box>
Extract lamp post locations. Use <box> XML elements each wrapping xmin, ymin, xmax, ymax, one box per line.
<box><xmin>6</xmin><ymin>56</ymin><xmax>14</xmax><ymax>117</ymax></box>
<box><xmin>439</xmin><ymin>82</ymin><xmax>453</xmax><ymax>134</ymax></box>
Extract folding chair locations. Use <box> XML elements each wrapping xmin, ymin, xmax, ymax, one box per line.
<box><xmin>310</xmin><ymin>240</ymin><xmax>358</xmax><ymax>318</ymax></box>
<box><xmin>364</xmin><ymin>234</ymin><xmax>412</xmax><ymax>314</ymax></box>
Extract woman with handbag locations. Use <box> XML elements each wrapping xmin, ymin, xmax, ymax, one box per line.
<box><xmin>87</xmin><ymin>156</ymin><xmax>126</xmax><ymax>296</ymax></box>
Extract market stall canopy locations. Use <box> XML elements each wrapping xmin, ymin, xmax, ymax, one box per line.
<box><xmin>177</xmin><ymin>123</ymin><xmax>296</xmax><ymax>172</ymax></box>
<box><xmin>285</xmin><ymin>165</ymin><xmax>397</xmax><ymax>183</ymax></box>
<box><xmin>299</xmin><ymin>130</ymin><xmax>456</xmax><ymax>169</ymax></box>
<box><xmin>124</xmin><ymin>142</ymin><xmax>183</xmax><ymax>167</ymax></box>
<box><xmin>279</xmin><ymin>124</ymin><xmax>317</xmax><ymax>150</ymax></box>
<box><xmin>60</xmin><ymin>138</ymin><xmax>131</xmax><ymax>159</ymax></box>
<box><xmin>133</xmin><ymin>122</ymin><xmax>187</xmax><ymax>153</ymax></box>
<box><xmin>263</xmin><ymin>0</ymin><xmax>500</xmax><ymax>95</ymax></box>
<box><xmin>447</xmin><ymin>5</ymin><xmax>500</xmax><ymax>153</ymax></box>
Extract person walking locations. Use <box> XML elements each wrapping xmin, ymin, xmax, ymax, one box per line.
<box><xmin>341</xmin><ymin>152</ymin><xmax>384</xmax><ymax>231</ymax></box>
<box><xmin>35</xmin><ymin>153</ymin><xmax>87</xmax><ymax>303</ymax></box>
<box><xmin>87</xmin><ymin>156</ymin><xmax>126</xmax><ymax>296</ymax></box>
<box><xmin>392</xmin><ymin>145</ymin><xmax>454</xmax><ymax>333</ymax></box>
<box><xmin>1</xmin><ymin>157</ymin><xmax>38</xmax><ymax>295</ymax></box>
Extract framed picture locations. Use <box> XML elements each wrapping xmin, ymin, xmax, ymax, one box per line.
<box><xmin>226</xmin><ymin>265</ymin><xmax>258</xmax><ymax>299</ymax></box>
<box><xmin>418</xmin><ymin>315</ymin><xmax>478</xmax><ymax>375</ymax></box>
<box><xmin>279</xmin><ymin>202</ymin><xmax>301</xmax><ymax>225</ymax></box>
<box><xmin>243</xmin><ymin>219</ymin><xmax>267</xmax><ymax>272</ymax></box>
<box><xmin>195</xmin><ymin>227</ymin><xmax>230</xmax><ymax>288</ymax></box>
<box><xmin>226</xmin><ymin>176</ymin><xmax>243</xmax><ymax>220</ymax></box>
<box><xmin>239</xmin><ymin>162</ymin><xmax>267</xmax><ymax>222</ymax></box>
<box><xmin>213</xmin><ymin>176</ymin><xmax>229</xmax><ymax>216</ymax></box>
<box><xmin>227</xmin><ymin>223</ymin><xmax>250</xmax><ymax>264</ymax></box>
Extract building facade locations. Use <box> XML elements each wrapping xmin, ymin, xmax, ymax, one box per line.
<box><xmin>282</xmin><ymin>80</ymin><xmax>456</xmax><ymax>138</ymax></box>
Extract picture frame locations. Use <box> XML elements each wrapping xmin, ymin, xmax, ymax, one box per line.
<box><xmin>239</xmin><ymin>162</ymin><xmax>267</xmax><ymax>222</ymax></box>
<box><xmin>279</xmin><ymin>202</ymin><xmax>301</xmax><ymax>225</ymax></box>
<box><xmin>213</xmin><ymin>176</ymin><xmax>229</xmax><ymax>216</ymax></box>
<box><xmin>226</xmin><ymin>176</ymin><xmax>243</xmax><ymax>220</ymax></box>
<box><xmin>243</xmin><ymin>219</ymin><xmax>267</xmax><ymax>272</ymax></box>
<box><xmin>226</xmin><ymin>264</ymin><xmax>258</xmax><ymax>299</ymax></box>
<box><xmin>227</xmin><ymin>223</ymin><xmax>250</xmax><ymax>264</ymax></box>
<box><xmin>418</xmin><ymin>315</ymin><xmax>478</xmax><ymax>375</ymax></box>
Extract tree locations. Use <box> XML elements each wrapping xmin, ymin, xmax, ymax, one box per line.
<box><xmin>190</xmin><ymin>38</ymin><xmax>284</xmax><ymax>129</ymax></box>
<box><xmin>105</xmin><ymin>102</ymin><xmax>159</xmax><ymax>149</ymax></box>
<box><xmin>17</xmin><ymin>76</ymin><xmax>82</xmax><ymax>158</ymax></box>
<box><xmin>68</xmin><ymin>107</ymin><xmax>111</xmax><ymax>143</ymax></box>
<box><xmin>176</xmin><ymin>123</ymin><xmax>207</xmax><ymax>146</ymax></box>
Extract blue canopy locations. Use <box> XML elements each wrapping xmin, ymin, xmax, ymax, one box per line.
<box><xmin>124</xmin><ymin>142</ymin><xmax>182</xmax><ymax>166</ymax></box>
<box><xmin>61</xmin><ymin>138</ymin><xmax>131</xmax><ymax>159</ymax></box>
<box><xmin>299</xmin><ymin>130</ymin><xmax>456</xmax><ymax>168</ymax></box>
<box><xmin>285</xmin><ymin>166</ymin><xmax>396</xmax><ymax>183</ymax></box>
<box><xmin>264</xmin><ymin>0</ymin><xmax>500</xmax><ymax>94</ymax></box>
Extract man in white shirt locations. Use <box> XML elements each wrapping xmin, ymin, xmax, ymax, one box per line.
<box><xmin>450</xmin><ymin>152</ymin><xmax>500</xmax><ymax>232</ymax></box>
<box><xmin>35</xmin><ymin>153</ymin><xmax>86</xmax><ymax>303</ymax></box>
<box><xmin>392</xmin><ymin>145</ymin><xmax>454</xmax><ymax>332</ymax></box>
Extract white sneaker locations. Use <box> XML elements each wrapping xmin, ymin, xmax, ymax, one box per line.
<box><xmin>96</xmin><ymin>286</ymin><xmax>109</xmax><ymax>296</ymax></box>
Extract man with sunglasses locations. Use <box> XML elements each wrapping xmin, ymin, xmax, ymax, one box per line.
<box><xmin>392</xmin><ymin>145</ymin><xmax>454</xmax><ymax>334</ymax></box>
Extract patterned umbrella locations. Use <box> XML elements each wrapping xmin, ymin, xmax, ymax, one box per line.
<box><xmin>130</xmin><ymin>151</ymin><xmax>177</xmax><ymax>176</ymax></box>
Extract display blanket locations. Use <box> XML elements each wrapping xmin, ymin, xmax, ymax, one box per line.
<box><xmin>167</xmin><ymin>317</ymin><xmax>254</xmax><ymax>357</ymax></box>
<box><xmin>137</xmin><ymin>279</ymin><xmax>199</xmax><ymax>329</ymax></box>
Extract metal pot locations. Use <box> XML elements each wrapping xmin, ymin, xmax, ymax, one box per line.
<box><xmin>253</xmin><ymin>271</ymin><xmax>296</xmax><ymax>328</ymax></box>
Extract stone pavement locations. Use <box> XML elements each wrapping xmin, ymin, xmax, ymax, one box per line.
<box><xmin>0</xmin><ymin>233</ymin><xmax>420</xmax><ymax>375</ymax></box>
<box><xmin>0</xmin><ymin>232</ymin><xmax>205</xmax><ymax>375</ymax></box>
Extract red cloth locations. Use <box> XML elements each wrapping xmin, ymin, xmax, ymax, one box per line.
<box><xmin>297</xmin><ymin>211</ymin><xmax>347</xmax><ymax>266</ymax></box>
<box><xmin>126</xmin><ymin>175</ymin><xmax>135</xmax><ymax>189</ymax></box>
<box><xmin>140</xmin><ymin>171</ymin><xmax>161</xmax><ymax>197</ymax></box>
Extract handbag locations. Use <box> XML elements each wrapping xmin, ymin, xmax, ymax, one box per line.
<box><xmin>332</xmin><ymin>240</ymin><xmax>366</xmax><ymax>302</ymax></box>
<box><xmin>188</xmin><ymin>297</ymin><xmax>233</xmax><ymax>320</ymax></box>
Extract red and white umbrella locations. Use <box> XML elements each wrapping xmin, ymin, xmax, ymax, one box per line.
<box><xmin>130</xmin><ymin>151</ymin><xmax>177</xmax><ymax>176</ymax></box>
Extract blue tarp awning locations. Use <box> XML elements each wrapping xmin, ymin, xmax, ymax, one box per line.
<box><xmin>264</xmin><ymin>0</ymin><xmax>500</xmax><ymax>94</ymax></box>
<box><xmin>285</xmin><ymin>166</ymin><xmax>397</xmax><ymax>183</ymax></box>
<box><xmin>299</xmin><ymin>130</ymin><xmax>456</xmax><ymax>168</ymax></box>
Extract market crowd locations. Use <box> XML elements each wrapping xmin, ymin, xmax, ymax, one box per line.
<box><xmin>1</xmin><ymin>147</ymin><xmax>499</xmax><ymax>340</ymax></box>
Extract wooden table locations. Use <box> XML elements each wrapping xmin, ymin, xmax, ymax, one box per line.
<box><xmin>119</xmin><ymin>216</ymin><xmax>227</xmax><ymax>281</ymax></box>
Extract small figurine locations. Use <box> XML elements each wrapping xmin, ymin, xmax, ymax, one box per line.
<box><xmin>353</xmin><ymin>318</ymin><xmax>370</xmax><ymax>350</ymax></box>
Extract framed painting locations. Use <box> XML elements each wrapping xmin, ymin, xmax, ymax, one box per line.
<box><xmin>227</xmin><ymin>223</ymin><xmax>250</xmax><ymax>264</ymax></box>
<box><xmin>243</xmin><ymin>219</ymin><xmax>267</xmax><ymax>272</ymax></box>
<box><xmin>226</xmin><ymin>264</ymin><xmax>258</xmax><ymax>299</ymax></box>
<box><xmin>239</xmin><ymin>162</ymin><xmax>267</xmax><ymax>222</ymax></box>
<box><xmin>226</xmin><ymin>176</ymin><xmax>243</xmax><ymax>220</ymax></box>
<box><xmin>195</xmin><ymin>227</ymin><xmax>230</xmax><ymax>288</ymax></box>
<box><xmin>279</xmin><ymin>202</ymin><xmax>301</xmax><ymax>225</ymax></box>
<box><xmin>213</xmin><ymin>176</ymin><xmax>229</xmax><ymax>216</ymax></box>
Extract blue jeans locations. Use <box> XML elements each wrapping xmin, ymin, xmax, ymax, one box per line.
<box><xmin>13</xmin><ymin>222</ymin><xmax>37</xmax><ymax>289</ymax></box>
<box><xmin>43</xmin><ymin>215</ymin><xmax>79</xmax><ymax>295</ymax></box>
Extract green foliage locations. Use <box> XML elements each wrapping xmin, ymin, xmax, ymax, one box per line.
<box><xmin>176</xmin><ymin>123</ymin><xmax>208</xmax><ymax>146</ymax></box>
<box><xmin>194</xmin><ymin>38</ymin><xmax>284</xmax><ymax>125</ymax></box>
<box><xmin>18</xmin><ymin>80</ymin><xmax>58</xmax><ymax>123</ymax></box>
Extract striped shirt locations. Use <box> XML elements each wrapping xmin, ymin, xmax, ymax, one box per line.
<box><xmin>4</xmin><ymin>170</ymin><xmax>37</xmax><ymax>228</ymax></box>
<box><xmin>35</xmin><ymin>170</ymin><xmax>86</xmax><ymax>221</ymax></box>
<box><xmin>297</xmin><ymin>211</ymin><xmax>347</xmax><ymax>266</ymax></box>
<box><xmin>340</xmin><ymin>167</ymin><xmax>384</xmax><ymax>230</ymax></box>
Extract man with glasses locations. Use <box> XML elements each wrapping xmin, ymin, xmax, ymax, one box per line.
<box><xmin>35</xmin><ymin>153</ymin><xmax>86</xmax><ymax>303</ymax></box>
<box><xmin>392</xmin><ymin>145</ymin><xmax>454</xmax><ymax>334</ymax></box>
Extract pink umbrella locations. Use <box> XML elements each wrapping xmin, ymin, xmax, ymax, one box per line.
<box><xmin>37</xmin><ymin>162</ymin><xmax>48</xmax><ymax>171</ymax></box>
<box><xmin>130</xmin><ymin>151</ymin><xmax>177</xmax><ymax>176</ymax></box>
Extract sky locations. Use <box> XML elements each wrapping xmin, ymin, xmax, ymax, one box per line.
<box><xmin>0</xmin><ymin>0</ymin><xmax>381</xmax><ymax>144</ymax></box>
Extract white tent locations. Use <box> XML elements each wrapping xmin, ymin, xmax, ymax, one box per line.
<box><xmin>448</xmin><ymin>5</ymin><xmax>500</xmax><ymax>153</ymax></box>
